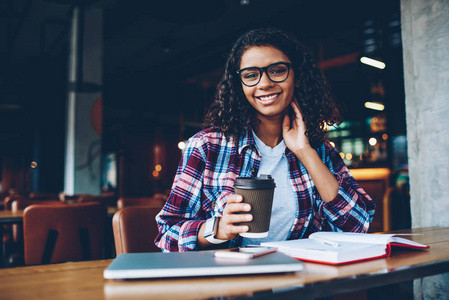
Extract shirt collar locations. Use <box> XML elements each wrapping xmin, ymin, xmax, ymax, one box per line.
<box><xmin>238</xmin><ymin>126</ymin><xmax>297</xmax><ymax>156</ymax></box>
<box><xmin>238</xmin><ymin>126</ymin><xmax>256</xmax><ymax>155</ymax></box>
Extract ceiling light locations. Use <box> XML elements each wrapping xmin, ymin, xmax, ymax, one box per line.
<box><xmin>364</xmin><ymin>102</ymin><xmax>385</xmax><ymax>111</ymax></box>
<box><xmin>360</xmin><ymin>57</ymin><xmax>386</xmax><ymax>69</ymax></box>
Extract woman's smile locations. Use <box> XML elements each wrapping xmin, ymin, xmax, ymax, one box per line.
<box><xmin>256</xmin><ymin>93</ymin><xmax>281</xmax><ymax>103</ymax></box>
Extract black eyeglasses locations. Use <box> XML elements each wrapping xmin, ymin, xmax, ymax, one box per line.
<box><xmin>236</xmin><ymin>62</ymin><xmax>292</xmax><ymax>87</ymax></box>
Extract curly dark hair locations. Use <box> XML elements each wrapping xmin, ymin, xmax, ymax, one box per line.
<box><xmin>203</xmin><ymin>27</ymin><xmax>343</xmax><ymax>148</ymax></box>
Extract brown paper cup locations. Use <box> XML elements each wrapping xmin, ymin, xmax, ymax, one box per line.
<box><xmin>234</xmin><ymin>175</ymin><xmax>275</xmax><ymax>238</ymax></box>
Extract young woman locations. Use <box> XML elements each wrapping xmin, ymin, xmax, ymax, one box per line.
<box><xmin>155</xmin><ymin>28</ymin><xmax>375</xmax><ymax>252</ymax></box>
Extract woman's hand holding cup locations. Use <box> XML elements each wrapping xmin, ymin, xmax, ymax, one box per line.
<box><xmin>216</xmin><ymin>194</ymin><xmax>252</xmax><ymax>240</ymax></box>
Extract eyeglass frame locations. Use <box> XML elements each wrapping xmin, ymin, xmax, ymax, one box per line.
<box><xmin>235</xmin><ymin>62</ymin><xmax>293</xmax><ymax>87</ymax></box>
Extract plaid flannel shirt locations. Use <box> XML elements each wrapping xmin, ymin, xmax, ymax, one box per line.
<box><xmin>155</xmin><ymin>127</ymin><xmax>375</xmax><ymax>252</ymax></box>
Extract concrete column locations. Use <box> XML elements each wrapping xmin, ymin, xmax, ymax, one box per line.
<box><xmin>64</xmin><ymin>6</ymin><xmax>102</xmax><ymax>195</ymax></box>
<box><xmin>401</xmin><ymin>0</ymin><xmax>449</xmax><ymax>298</ymax></box>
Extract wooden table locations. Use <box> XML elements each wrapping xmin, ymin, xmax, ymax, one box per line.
<box><xmin>0</xmin><ymin>227</ymin><xmax>448</xmax><ymax>300</ymax></box>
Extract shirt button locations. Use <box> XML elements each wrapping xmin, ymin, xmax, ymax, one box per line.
<box><xmin>211</xmin><ymin>201</ymin><xmax>216</xmax><ymax>208</ymax></box>
<box><xmin>250</xmin><ymin>167</ymin><xmax>255</xmax><ymax>173</ymax></box>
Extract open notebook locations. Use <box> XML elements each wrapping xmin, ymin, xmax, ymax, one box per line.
<box><xmin>104</xmin><ymin>251</ymin><xmax>304</xmax><ymax>280</ymax></box>
<box><xmin>261</xmin><ymin>232</ymin><xmax>429</xmax><ymax>265</ymax></box>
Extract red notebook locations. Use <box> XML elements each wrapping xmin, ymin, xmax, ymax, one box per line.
<box><xmin>261</xmin><ymin>232</ymin><xmax>429</xmax><ymax>265</ymax></box>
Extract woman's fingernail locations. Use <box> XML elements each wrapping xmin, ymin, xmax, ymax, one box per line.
<box><xmin>245</xmin><ymin>214</ymin><xmax>252</xmax><ymax>221</ymax></box>
<box><xmin>244</xmin><ymin>204</ymin><xmax>251</xmax><ymax>211</ymax></box>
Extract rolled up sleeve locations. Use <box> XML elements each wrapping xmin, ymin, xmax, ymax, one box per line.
<box><xmin>317</xmin><ymin>141</ymin><xmax>376</xmax><ymax>233</ymax></box>
<box><xmin>155</xmin><ymin>137</ymin><xmax>208</xmax><ymax>252</ymax></box>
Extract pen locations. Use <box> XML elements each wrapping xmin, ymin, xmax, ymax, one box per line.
<box><xmin>312</xmin><ymin>236</ymin><xmax>340</xmax><ymax>248</ymax></box>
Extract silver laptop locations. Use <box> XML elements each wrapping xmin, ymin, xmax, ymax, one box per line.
<box><xmin>104</xmin><ymin>251</ymin><xmax>304</xmax><ymax>280</ymax></box>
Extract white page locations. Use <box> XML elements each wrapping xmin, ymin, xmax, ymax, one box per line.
<box><xmin>310</xmin><ymin>232</ymin><xmax>395</xmax><ymax>244</ymax></box>
<box><xmin>262</xmin><ymin>238</ymin><xmax>387</xmax><ymax>263</ymax></box>
<box><xmin>310</xmin><ymin>232</ymin><xmax>427</xmax><ymax>247</ymax></box>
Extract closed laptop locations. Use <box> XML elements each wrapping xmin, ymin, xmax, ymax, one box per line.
<box><xmin>104</xmin><ymin>251</ymin><xmax>304</xmax><ymax>280</ymax></box>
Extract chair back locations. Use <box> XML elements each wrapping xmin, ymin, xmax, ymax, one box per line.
<box><xmin>117</xmin><ymin>197</ymin><xmax>165</xmax><ymax>210</ymax></box>
<box><xmin>10</xmin><ymin>198</ymin><xmax>64</xmax><ymax>243</ymax></box>
<box><xmin>113</xmin><ymin>206</ymin><xmax>162</xmax><ymax>254</ymax></box>
<box><xmin>23</xmin><ymin>202</ymin><xmax>107</xmax><ymax>265</ymax></box>
<box><xmin>28</xmin><ymin>192</ymin><xmax>60</xmax><ymax>200</ymax></box>
<box><xmin>78</xmin><ymin>194</ymin><xmax>117</xmax><ymax>207</ymax></box>
<box><xmin>59</xmin><ymin>193</ymin><xmax>84</xmax><ymax>204</ymax></box>
<box><xmin>4</xmin><ymin>194</ymin><xmax>29</xmax><ymax>210</ymax></box>
<box><xmin>12</xmin><ymin>199</ymin><xmax>63</xmax><ymax>211</ymax></box>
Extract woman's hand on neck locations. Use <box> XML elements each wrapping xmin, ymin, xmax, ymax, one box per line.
<box><xmin>282</xmin><ymin>99</ymin><xmax>313</xmax><ymax>155</ymax></box>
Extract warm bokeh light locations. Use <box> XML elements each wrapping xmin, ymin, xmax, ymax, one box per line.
<box><xmin>339</xmin><ymin>152</ymin><xmax>345</xmax><ymax>159</ymax></box>
<box><xmin>155</xmin><ymin>164</ymin><xmax>162</xmax><ymax>172</ymax></box>
<box><xmin>345</xmin><ymin>153</ymin><xmax>353</xmax><ymax>160</ymax></box>
<box><xmin>369</xmin><ymin>137</ymin><xmax>377</xmax><ymax>146</ymax></box>
<box><xmin>178</xmin><ymin>141</ymin><xmax>186</xmax><ymax>150</ymax></box>
<box><xmin>30</xmin><ymin>161</ymin><xmax>38</xmax><ymax>168</ymax></box>
<box><xmin>382</xmin><ymin>133</ymin><xmax>388</xmax><ymax>140</ymax></box>
<box><xmin>360</xmin><ymin>56</ymin><xmax>386</xmax><ymax>69</ymax></box>
<box><xmin>329</xmin><ymin>141</ymin><xmax>335</xmax><ymax>148</ymax></box>
<box><xmin>152</xmin><ymin>170</ymin><xmax>159</xmax><ymax>177</ymax></box>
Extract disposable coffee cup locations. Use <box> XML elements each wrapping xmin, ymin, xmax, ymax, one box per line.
<box><xmin>234</xmin><ymin>175</ymin><xmax>276</xmax><ymax>238</ymax></box>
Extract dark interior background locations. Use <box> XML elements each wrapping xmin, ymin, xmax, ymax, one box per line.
<box><xmin>0</xmin><ymin>0</ymin><xmax>405</xmax><ymax>195</ymax></box>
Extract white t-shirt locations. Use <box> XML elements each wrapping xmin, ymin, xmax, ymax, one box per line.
<box><xmin>241</xmin><ymin>131</ymin><xmax>298</xmax><ymax>246</ymax></box>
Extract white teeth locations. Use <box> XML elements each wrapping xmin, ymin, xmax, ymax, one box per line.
<box><xmin>259</xmin><ymin>94</ymin><xmax>278</xmax><ymax>101</ymax></box>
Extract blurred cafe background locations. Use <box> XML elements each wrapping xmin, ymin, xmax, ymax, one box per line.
<box><xmin>1</xmin><ymin>0</ymin><xmax>409</xmax><ymax>254</ymax></box>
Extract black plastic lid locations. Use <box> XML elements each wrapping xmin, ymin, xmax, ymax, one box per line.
<box><xmin>234</xmin><ymin>174</ymin><xmax>276</xmax><ymax>189</ymax></box>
